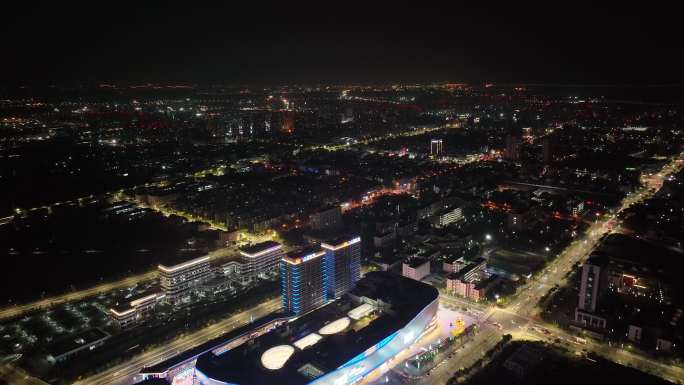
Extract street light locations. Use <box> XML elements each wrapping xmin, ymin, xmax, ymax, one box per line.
<box><xmin>485</xmin><ymin>234</ymin><xmax>492</xmax><ymax>241</ymax></box>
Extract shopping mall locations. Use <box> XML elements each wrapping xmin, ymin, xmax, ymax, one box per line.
<box><xmin>139</xmin><ymin>271</ymin><xmax>439</xmax><ymax>385</ymax></box>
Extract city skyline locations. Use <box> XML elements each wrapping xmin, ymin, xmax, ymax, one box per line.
<box><xmin>2</xmin><ymin>3</ymin><xmax>684</xmax><ymax>385</ymax></box>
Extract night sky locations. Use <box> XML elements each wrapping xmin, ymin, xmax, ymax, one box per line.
<box><xmin>2</xmin><ymin>3</ymin><xmax>682</xmax><ymax>85</ymax></box>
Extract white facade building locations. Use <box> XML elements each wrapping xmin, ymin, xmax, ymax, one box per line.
<box><xmin>159</xmin><ymin>255</ymin><xmax>213</xmax><ymax>305</ymax></box>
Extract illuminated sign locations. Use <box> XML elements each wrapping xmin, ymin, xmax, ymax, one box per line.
<box><xmin>282</xmin><ymin>250</ymin><xmax>325</xmax><ymax>265</ymax></box>
<box><xmin>321</xmin><ymin>237</ymin><xmax>361</xmax><ymax>250</ymax></box>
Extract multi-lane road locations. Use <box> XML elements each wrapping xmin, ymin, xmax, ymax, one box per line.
<box><xmin>79</xmin><ymin>154</ymin><xmax>682</xmax><ymax>385</ymax></box>
<box><xmin>2</xmin><ymin>147</ymin><xmax>681</xmax><ymax>385</ymax></box>
<box><xmin>407</xmin><ymin>154</ymin><xmax>684</xmax><ymax>385</ymax></box>
<box><xmin>74</xmin><ymin>297</ymin><xmax>282</xmax><ymax>385</ymax></box>
<box><xmin>0</xmin><ymin>270</ymin><xmax>157</xmax><ymax>321</ymax></box>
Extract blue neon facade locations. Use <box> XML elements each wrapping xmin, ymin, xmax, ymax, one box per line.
<box><xmin>308</xmin><ymin>296</ymin><xmax>438</xmax><ymax>385</ymax></box>
<box><xmin>281</xmin><ymin>251</ymin><xmax>326</xmax><ymax>315</ymax></box>
<box><xmin>280</xmin><ymin>262</ymin><xmax>301</xmax><ymax>313</ymax></box>
<box><xmin>194</xmin><ymin>271</ymin><xmax>439</xmax><ymax>385</ymax></box>
<box><xmin>195</xmin><ymin>296</ymin><xmax>438</xmax><ymax>385</ymax></box>
<box><xmin>282</xmin><ymin>237</ymin><xmax>360</xmax><ymax>315</ymax></box>
<box><xmin>322</xmin><ymin>237</ymin><xmax>361</xmax><ymax>300</ymax></box>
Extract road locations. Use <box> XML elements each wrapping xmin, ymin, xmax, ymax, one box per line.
<box><xmin>82</xmin><ymin>154</ymin><xmax>680</xmax><ymax>385</ymax></box>
<box><xmin>310</xmin><ymin>124</ymin><xmax>448</xmax><ymax>152</ymax></box>
<box><xmin>4</xmin><ymin>151</ymin><xmax>682</xmax><ymax>384</ymax></box>
<box><xmin>0</xmin><ymin>270</ymin><xmax>157</xmax><ymax>321</ymax></box>
<box><xmin>438</xmin><ymin>295</ymin><xmax>684</xmax><ymax>385</ymax></box>
<box><xmin>399</xmin><ymin>154</ymin><xmax>684</xmax><ymax>385</ymax></box>
<box><xmin>74</xmin><ymin>297</ymin><xmax>282</xmax><ymax>385</ymax></box>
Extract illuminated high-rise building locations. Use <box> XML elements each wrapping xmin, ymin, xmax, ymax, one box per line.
<box><xmin>280</xmin><ymin>236</ymin><xmax>361</xmax><ymax>315</ymax></box>
<box><xmin>575</xmin><ymin>255</ymin><xmax>608</xmax><ymax>329</ymax></box>
<box><xmin>322</xmin><ymin>236</ymin><xmax>361</xmax><ymax>299</ymax></box>
<box><xmin>280</xmin><ymin>249</ymin><xmax>326</xmax><ymax>315</ymax></box>
<box><xmin>430</xmin><ymin>139</ymin><xmax>443</xmax><ymax>156</ymax></box>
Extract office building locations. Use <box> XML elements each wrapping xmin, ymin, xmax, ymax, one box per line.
<box><xmin>321</xmin><ymin>236</ymin><xmax>361</xmax><ymax>299</ymax></box>
<box><xmin>109</xmin><ymin>290</ymin><xmax>166</xmax><ymax>329</ymax></box>
<box><xmin>281</xmin><ymin>249</ymin><xmax>327</xmax><ymax>315</ymax></box>
<box><xmin>239</xmin><ymin>241</ymin><xmax>284</xmax><ymax>281</ymax></box>
<box><xmin>372</xmin><ymin>230</ymin><xmax>396</xmax><ymax>249</ymax></box>
<box><xmin>159</xmin><ymin>255</ymin><xmax>213</xmax><ymax>305</ymax></box>
<box><xmin>430</xmin><ymin>139</ymin><xmax>443</xmax><ymax>156</ymax></box>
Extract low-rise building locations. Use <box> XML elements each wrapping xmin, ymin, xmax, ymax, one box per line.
<box><xmin>373</xmin><ymin>231</ymin><xmax>396</xmax><ymax>249</ymax></box>
<box><xmin>442</xmin><ymin>256</ymin><xmax>468</xmax><ymax>274</ymax></box>
<box><xmin>220</xmin><ymin>260</ymin><xmax>243</xmax><ymax>278</ymax></box>
<box><xmin>310</xmin><ymin>206</ymin><xmax>342</xmax><ymax>231</ymax></box>
<box><xmin>402</xmin><ymin>257</ymin><xmax>430</xmax><ymax>281</ymax></box>
<box><xmin>159</xmin><ymin>255</ymin><xmax>213</xmax><ymax>305</ymax></box>
<box><xmin>239</xmin><ymin>241</ymin><xmax>284</xmax><ymax>281</ymax></box>
<box><xmin>370</xmin><ymin>252</ymin><xmax>403</xmax><ymax>273</ymax></box>
<box><xmin>432</xmin><ymin>207</ymin><xmax>464</xmax><ymax>228</ymax></box>
<box><xmin>109</xmin><ymin>290</ymin><xmax>166</xmax><ymax>329</ymax></box>
<box><xmin>47</xmin><ymin>328</ymin><xmax>110</xmax><ymax>363</ymax></box>
<box><xmin>445</xmin><ymin>258</ymin><xmax>491</xmax><ymax>302</ymax></box>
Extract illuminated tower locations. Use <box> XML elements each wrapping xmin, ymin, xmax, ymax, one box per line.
<box><xmin>574</xmin><ymin>255</ymin><xmax>608</xmax><ymax>329</ymax></box>
<box><xmin>430</xmin><ymin>139</ymin><xmax>443</xmax><ymax>156</ymax></box>
<box><xmin>322</xmin><ymin>236</ymin><xmax>361</xmax><ymax>299</ymax></box>
<box><xmin>281</xmin><ymin>249</ymin><xmax>326</xmax><ymax>315</ymax></box>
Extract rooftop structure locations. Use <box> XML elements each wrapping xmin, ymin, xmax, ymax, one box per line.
<box><xmin>402</xmin><ymin>257</ymin><xmax>430</xmax><ymax>281</ymax></box>
<box><xmin>309</xmin><ymin>205</ymin><xmax>342</xmax><ymax>231</ymax></box>
<box><xmin>194</xmin><ymin>272</ymin><xmax>439</xmax><ymax>385</ymax></box>
<box><xmin>139</xmin><ymin>312</ymin><xmax>292</xmax><ymax>384</ymax></box>
<box><xmin>47</xmin><ymin>328</ymin><xmax>110</xmax><ymax>362</ymax></box>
